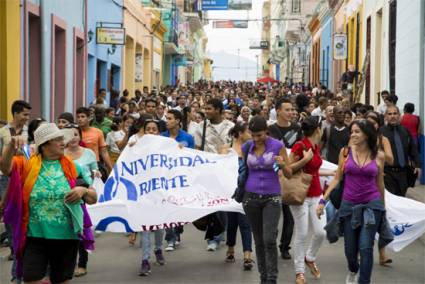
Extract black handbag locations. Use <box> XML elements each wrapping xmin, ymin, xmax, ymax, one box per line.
<box><xmin>329</xmin><ymin>147</ymin><xmax>350</xmax><ymax>209</ymax></box>
<box><xmin>232</xmin><ymin>141</ymin><xmax>252</xmax><ymax>203</ymax></box>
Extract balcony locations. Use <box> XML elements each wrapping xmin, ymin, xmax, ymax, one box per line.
<box><xmin>164</xmin><ymin>30</ymin><xmax>180</xmax><ymax>55</ymax></box>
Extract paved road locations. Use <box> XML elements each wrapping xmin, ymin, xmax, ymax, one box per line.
<box><xmin>1</xmin><ymin>224</ymin><xmax>424</xmax><ymax>284</ymax></box>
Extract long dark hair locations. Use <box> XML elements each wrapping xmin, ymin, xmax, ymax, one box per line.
<box><xmin>128</xmin><ymin>114</ymin><xmax>153</xmax><ymax>137</ymax></box>
<box><xmin>349</xmin><ymin>119</ymin><xmax>378</xmax><ymax>159</ymax></box>
<box><xmin>229</xmin><ymin>122</ymin><xmax>248</xmax><ymax>139</ymax></box>
<box><xmin>181</xmin><ymin>106</ymin><xmax>191</xmax><ymax>132</ymax></box>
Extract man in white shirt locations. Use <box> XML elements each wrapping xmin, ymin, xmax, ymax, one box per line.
<box><xmin>311</xmin><ymin>96</ymin><xmax>328</xmax><ymax>118</ymax></box>
<box><xmin>193</xmin><ymin>99</ymin><xmax>234</xmax><ymax>251</ymax></box>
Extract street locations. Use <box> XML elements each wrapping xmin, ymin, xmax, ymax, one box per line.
<box><xmin>1</xmin><ymin>224</ymin><xmax>424</xmax><ymax>284</ymax></box>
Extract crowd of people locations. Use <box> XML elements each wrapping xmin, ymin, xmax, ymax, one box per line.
<box><xmin>0</xmin><ymin>80</ymin><xmax>422</xmax><ymax>284</ymax></box>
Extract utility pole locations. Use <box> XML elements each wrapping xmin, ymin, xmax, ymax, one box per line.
<box><xmin>237</xmin><ymin>48</ymin><xmax>240</xmax><ymax>69</ymax></box>
<box><xmin>255</xmin><ymin>54</ymin><xmax>259</xmax><ymax>79</ymax></box>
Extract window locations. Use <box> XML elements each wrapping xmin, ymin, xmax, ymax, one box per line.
<box><xmin>292</xmin><ymin>0</ymin><xmax>301</xmax><ymax>14</ymax></box>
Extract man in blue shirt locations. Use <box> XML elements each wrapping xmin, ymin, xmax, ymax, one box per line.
<box><xmin>161</xmin><ymin>109</ymin><xmax>194</xmax><ymax>149</ymax></box>
<box><xmin>161</xmin><ymin>109</ymin><xmax>195</xmax><ymax>251</ymax></box>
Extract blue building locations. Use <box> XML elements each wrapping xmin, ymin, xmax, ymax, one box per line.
<box><xmin>87</xmin><ymin>0</ymin><xmax>123</xmax><ymax>106</ymax></box>
<box><xmin>319</xmin><ymin>10</ymin><xmax>333</xmax><ymax>89</ymax></box>
<box><xmin>162</xmin><ymin>1</ymin><xmax>181</xmax><ymax>86</ymax></box>
<box><xmin>23</xmin><ymin>0</ymin><xmax>85</xmax><ymax>121</ymax></box>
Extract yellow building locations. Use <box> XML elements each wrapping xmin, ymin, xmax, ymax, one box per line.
<box><xmin>150</xmin><ymin>9</ymin><xmax>167</xmax><ymax>89</ymax></box>
<box><xmin>122</xmin><ymin>0</ymin><xmax>154</xmax><ymax>96</ymax></box>
<box><xmin>345</xmin><ymin>0</ymin><xmax>364</xmax><ymax>100</ymax></box>
<box><xmin>0</xmin><ymin>0</ymin><xmax>21</xmax><ymax>121</ymax></box>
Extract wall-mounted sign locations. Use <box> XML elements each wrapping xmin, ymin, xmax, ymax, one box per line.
<box><xmin>333</xmin><ymin>33</ymin><xmax>347</xmax><ymax>60</ymax></box>
<box><xmin>249</xmin><ymin>40</ymin><xmax>269</xmax><ymax>49</ymax></box>
<box><xmin>153</xmin><ymin>52</ymin><xmax>162</xmax><ymax>71</ymax></box>
<box><xmin>135</xmin><ymin>53</ymin><xmax>143</xmax><ymax>83</ymax></box>
<box><xmin>228</xmin><ymin>0</ymin><xmax>252</xmax><ymax>10</ymax></box>
<box><xmin>96</xmin><ymin>27</ymin><xmax>125</xmax><ymax>45</ymax></box>
<box><xmin>202</xmin><ymin>0</ymin><xmax>228</xmax><ymax>10</ymax></box>
<box><xmin>213</xmin><ymin>20</ymin><xmax>248</xmax><ymax>28</ymax></box>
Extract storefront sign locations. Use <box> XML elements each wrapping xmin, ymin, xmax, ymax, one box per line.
<box><xmin>333</xmin><ymin>33</ymin><xmax>347</xmax><ymax>60</ymax></box>
<box><xmin>96</xmin><ymin>27</ymin><xmax>125</xmax><ymax>45</ymax></box>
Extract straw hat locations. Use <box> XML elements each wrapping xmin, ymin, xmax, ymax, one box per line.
<box><xmin>61</xmin><ymin>128</ymin><xmax>76</xmax><ymax>146</ymax></box>
<box><xmin>34</xmin><ymin>123</ymin><xmax>64</xmax><ymax>153</ymax></box>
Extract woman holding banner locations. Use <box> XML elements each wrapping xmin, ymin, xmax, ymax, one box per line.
<box><xmin>316</xmin><ymin>120</ymin><xmax>390</xmax><ymax>284</ymax></box>
<box><xmin>138</xmin><ymin>119</ymin><xmax>166</xmax><ymax>276</ymax></box>
<box><xmin>226</xmin><ymin>122</ymin><xmax>253</xmax><ymax>270</ymax></box>
<box><xmin>242</xmin><ymin>116</ymin><xmax>292</xmax><ymax>284</ymax></box>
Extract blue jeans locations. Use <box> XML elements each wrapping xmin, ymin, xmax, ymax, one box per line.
<box><xmin>342</xmin><ymin>209</ymin><xmax>382</xmax><ymax>284</ymax></box>
<box><xmin>326</xmin><ymin>201</ymin><xmax>337</xmax><ymax>223</ymax></box>
<box><xmin>226</xmin><ymin>212</ymin><xmax>252</xmax><ymax>252</ymax></box>
<box><xmin>140</xmin><ymin>230</ymin><xmax>164</xmax><ymax>261</ymax></box>
<box><xmin>165</xmin><ymin>226</ymin><xmax>183</xmax><ymax>245</ymax></box>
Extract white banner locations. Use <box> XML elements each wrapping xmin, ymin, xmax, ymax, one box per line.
<box><xmin>88</xmin><ymin>135</ymin><xmax>242</xmax><ymax>232</ymax></box>
<box><xmin>89</xmin><ymin>139</ymin><xmax>425</xmax><ymax>251</ymax></box>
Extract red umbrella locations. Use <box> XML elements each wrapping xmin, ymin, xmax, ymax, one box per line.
<box><xmin>256</xmin><ymin>76</ymin><xmax>278</xmax><ymax>83</ymax></box>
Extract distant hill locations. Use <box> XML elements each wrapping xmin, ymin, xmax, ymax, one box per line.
<box><xmin>208</xmin><ymin>51</ymin><xmax>258</xmax><ymax>81</ymax></box>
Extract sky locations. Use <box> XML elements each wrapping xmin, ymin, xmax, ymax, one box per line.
<box><xmin>204</xmin><ymin>0</ymin><xmax>264</xmax><ymax>81</ymax></box>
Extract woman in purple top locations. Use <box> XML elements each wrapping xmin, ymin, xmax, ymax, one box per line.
<box><xmin>242</xmin><ymin>116</ymin><xmax>292</xmax><ymax>284</ymax></box>
<box><xmin>317</xmin><ymin>120</ymin><xmax>386</xmax><ymax>284</ymax></box>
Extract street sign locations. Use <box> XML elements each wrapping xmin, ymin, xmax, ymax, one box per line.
<box><xmin>249</xmin><ymin>40</ymin><xmax>269</xmax><ymax>49</ymax></box>
<box><xmin>201</xmin><ymin>0</ymin><xmax>228</xmax><ymax>10</ymax></box>
<box><xmin>96</xmin><ymin>27</ymin><xmax>125</xmax><ymax>45</ymax></box>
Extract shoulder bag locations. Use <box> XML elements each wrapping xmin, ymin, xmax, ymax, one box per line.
<box><xmin>280</xmin><ymin>142</ymin><xmax>313</xmax><ymax>206</ymax></box>
<box><xmin>232</xmin><ymin>141</ymin><xmax>252</xmax><ymax>203</ymax></box>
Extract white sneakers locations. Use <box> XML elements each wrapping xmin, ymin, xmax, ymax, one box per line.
<box><xmin>346</xmin><ymin>272</ymin><xmax>359</xmax><ymax>284</ymax></box>
<box><xmin>165</xmin><ymin>243</ymin><xmax>175</xmax><ymax>252</ymax></box>
<box><xmin>206</xmin><ymin>242</ymin><xmax>218</xmax><ymax>251</ymax></box>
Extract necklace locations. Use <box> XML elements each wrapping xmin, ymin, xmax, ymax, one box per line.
<box><xmin>355</xmin><ymin>150</ymin><xmax>370</xmax><ymax>168</ymax></box>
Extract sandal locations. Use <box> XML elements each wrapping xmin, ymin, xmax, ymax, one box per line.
<box><xmin>74</xmin><ymin>268</ymin><xmax>87</xmax><ymax>277</ymax></box>
<box><xmin>128</xmin><ymin>233</ymin><xmax>137</xmax><ymax>246</ymax></box>
<box><xmin>243</xmin><ymin>258</ymin><xmax>254</xmax><ymax>271</ymax></box>
<box><xmin>295</xmin><ymin>273</ymin><xmax>306</xmax><ymax>284</ymax></box>
<box><xmin>225</xmin><ymin>252</ymin><xmax>235</xmax><ymax>263</ymax></box>
<box><xmin>379</xmin><ymin>258</ymin><xmax>393</xmax><ymax>266</ymax></box>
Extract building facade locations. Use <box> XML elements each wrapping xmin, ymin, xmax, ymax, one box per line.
<box><xmin>0</xmin><ymin>0</ymin><xmax>21</xmax><ymax>121</ymax></box>
<box><xmin>87</xmin><ymin>0</ymin><xmax>123</xmax><ymax>106</ymax></box>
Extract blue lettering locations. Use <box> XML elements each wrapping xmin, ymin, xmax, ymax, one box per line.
<box><xmin>150</xmin><ymin>154</ymin><xmax>160</xmax><ymax>168</ymax></box>
<box><xmin>139</xmin><ymin>182</ymin><xmax>150</xmax><ymax>196</ymax></box>
<box><xmin>192</xmin><ymin>155</ymin><xmax>204</xmax><ymax>167</ymax></box>
<box><xmin>137</xmin><ymin>156</ymin><xmax>150</xmax><ymax>171</ymax></box>
<box><xmin>121</xmin><ymin>162</ymin><xmax>134</xmax><ymax>176</ymax></box>
<box><xmin>160</xmin><ymin>154</ymin><xmax>168</xmax><ymax>168</ymax></box>
<box><xmin>160</xmin><ymin>177</ymin><xmax>169</xmax><ymax>190</ymax></box>
<box><xmin>205</xmin><ymin>158</ymin><xmax>217</xmax><ymax>164</ymax></box>
<box><xmin>151</xmin><ymin>178</ymin><xmax>160</xmax><ymax>191</ymax></box>
<box><xmin>179</xmin><ymin>156</ymin><xmax>193</xmax><ymax>167</ymax></box>
<box><xmin>178</xmin><ymin>175</ymin><xmax>189</xmax><ymax>187</ymax></box>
